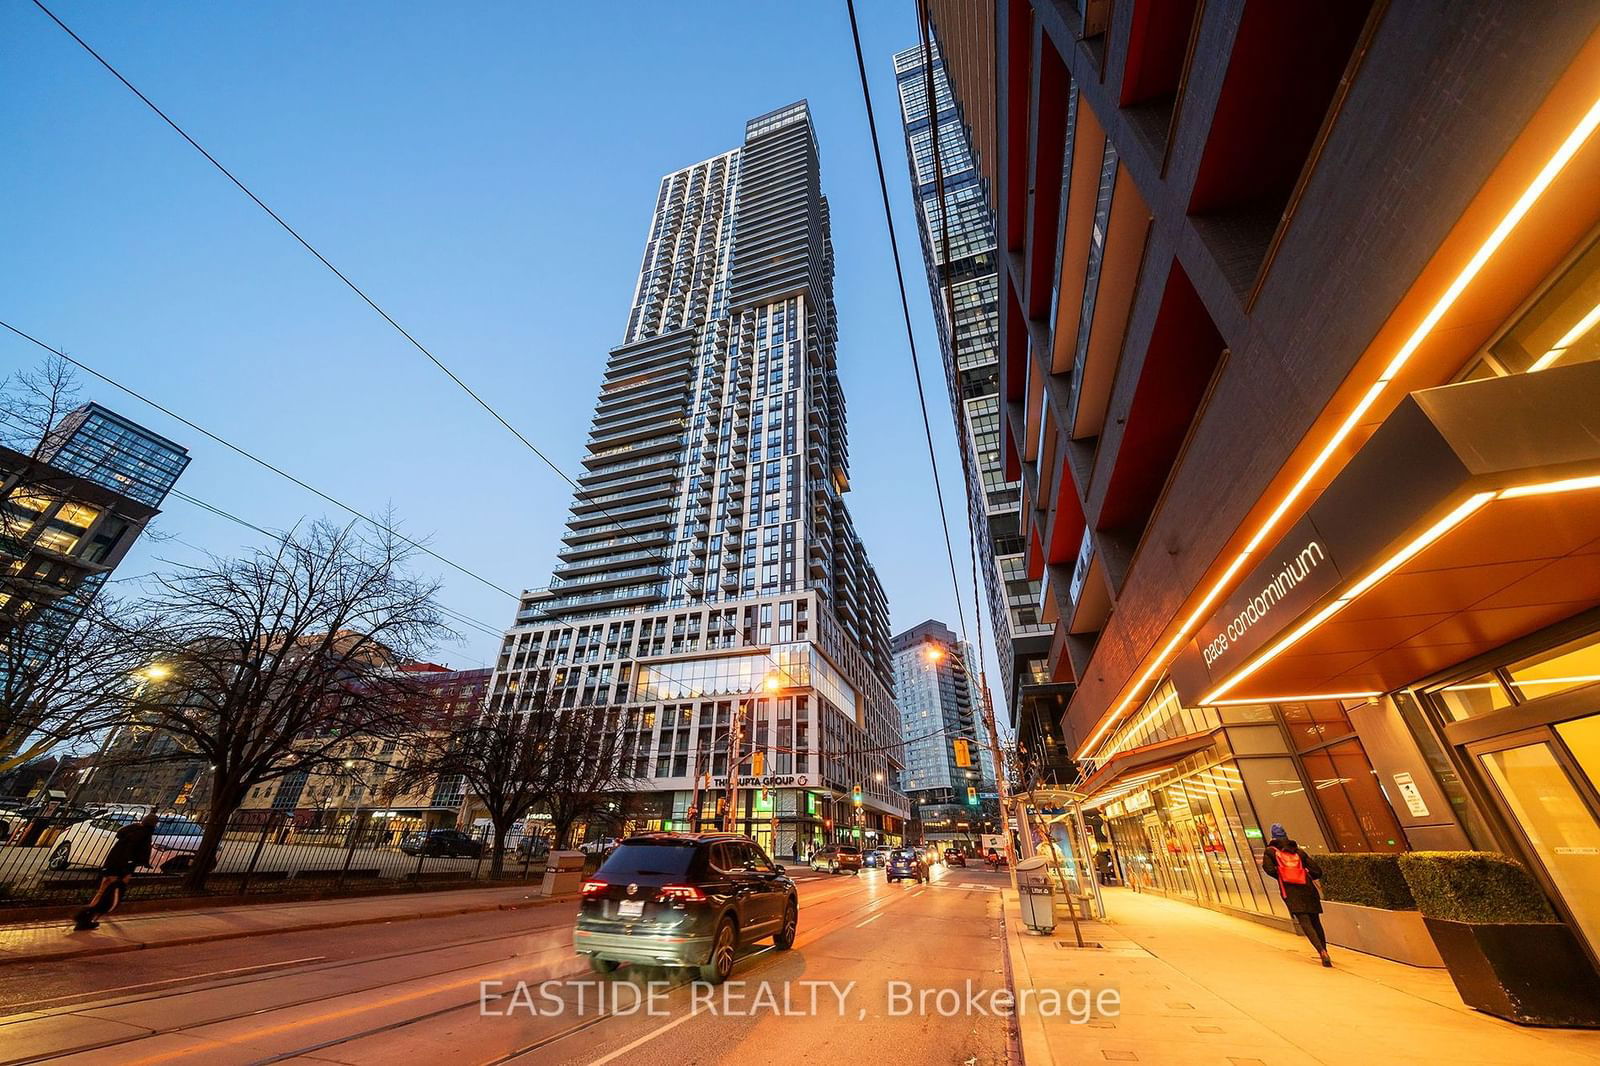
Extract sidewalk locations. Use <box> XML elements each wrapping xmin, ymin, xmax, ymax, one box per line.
<box><xmin>0</xmin><ymin>882</ymin><xmax>574</xmax><ymax>967</ymax></box>
<box><xmin>1002</xmin><ymin>886</ymin><xmax>1600</xmax><ymax>1066</ymax></box>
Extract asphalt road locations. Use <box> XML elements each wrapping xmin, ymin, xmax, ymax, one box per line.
<box><xmin>0</xmin><ymin>863</ymin><xmax>1014</xmax><ymax>1065</ymax></box>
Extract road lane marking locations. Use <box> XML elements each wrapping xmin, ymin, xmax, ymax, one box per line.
<box><xmin>854</xmin><ymin>912</ymin><xmax>883</xmax><ymax>927</ymax></box>
<box><xmin>582</xmin><ymin>1006</ymin><xmax>699</xmax><ymax>1066</ymax></box>
<box><xmin>9</xmin><ymin>957</ymin><xmax>328</xmax><ymax>1009</ymax></box>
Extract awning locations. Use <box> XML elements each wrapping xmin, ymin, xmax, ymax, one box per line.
<box><xmin>1172</xmin><ymin>360</ymin><xmax>1600</xmax><ymax>706</ymax></box>
<box><xmin>1071</xmin><ymin>731</ymin><xmax>1218</xmax><ymax>801</ymax></box>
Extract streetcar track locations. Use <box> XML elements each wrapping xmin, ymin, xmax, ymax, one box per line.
<box><xmin>1</xmin><ymin>875</ymin><xmax>884</xmax><ymax>1064</ymax></box>
<box><xmin>0</xmin><ymin>913</ymin><xmax>576</xmax><ymax>1023</ymax></box>
<box><xmin>209</xmin><ymin>881</ymin><xmax>869</xmax><ymax>1065</ymax></box>
<box><xmin>0</xmin><ymin>933</ymin><xmax>578</xmax><ymax>1065</ymax></box>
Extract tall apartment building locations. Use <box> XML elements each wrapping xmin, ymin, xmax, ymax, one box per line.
<box><xmin>892</xmin><ymin>619</ymin><xmax>997</xmax><ymax>840</ymax></box>
<box><xmin>925</xmin><ymin>0</ymin><xmax>1600</xmax><ymax>957</ymax></box>
<box><xmin>492</xmin><ymin>103</ymin><xmax>907</xmax><ymax>859</ymax></box>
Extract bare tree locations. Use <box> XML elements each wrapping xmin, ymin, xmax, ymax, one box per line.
<box><xmin>401</xmin><ymin>709</ymin><xmax>546</xmax><ymax>877</ymax></box>
<box><xmin>136</xmin><ymin>519</ymin><xmax>453</xmax><ymax>889</ymax></box>
<box><xmin>0</xmin><ymin>596</ymin><xmax>157</xmax><ymax>774</ymax></box>
<box><xmin>537</xmin><ymin>703</ymin><xmax>634</xmax><ymax>851</ymax></box>
<box><xmin>0</xmin><ymin>355</ymin><xmax>80</xmax><ymax>463</ymax></box>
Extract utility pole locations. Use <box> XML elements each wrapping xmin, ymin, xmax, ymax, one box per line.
<box><xmin>976</xmin><ymin>669</ymin><xmax>1019</xmax><ymax>881</ymax></box>
<box><xmin>723</xmin><ymin>703</ymin><xmax>744</xmax><ymax>834</ymax></box>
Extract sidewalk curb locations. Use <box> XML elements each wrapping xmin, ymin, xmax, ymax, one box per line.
<box><xmin>0</xmin><ymin>892</ymin><xmax>576</xmax><ymax>967</ymax></box>
<box><xmin>1001</xmin><ymin>894</ymin><xmax>1055</xmax><ymax>1066</ymax></box>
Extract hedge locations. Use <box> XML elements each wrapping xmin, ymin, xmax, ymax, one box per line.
<box><xmin>1313</xmin><ymin>852</ymin><xmax>1415</xmax><ymax>910</ymax></box>
<box><xmin>1396</xmin><ymin>851</ymin><xmax>1556</xmax><ymax>924</ymax></box>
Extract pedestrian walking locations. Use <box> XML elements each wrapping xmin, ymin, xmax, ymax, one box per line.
<box><xmin>1261</xmin><ymin>833</ymin><xmax>1331</xmax><ymax>967</ymax></box>
<box><xmin>72</xmin><ymin>812</ymin><xmax>157</xmax><ymax>931</ymax></box>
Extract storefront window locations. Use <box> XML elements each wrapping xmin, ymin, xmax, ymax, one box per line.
<box><xmin>1507</xmin><ymin>633</ymin><xmax>1600</xmax><ymax>704</ymax></box>
<box><xmin>1280</xmin><ymin>701</ymin><xmax>1354</xmax><ymax>751</ymax></box>
<box><xmin>1298</xmin><ymin>738</ymin><xmax>1407</xmax><ymax>851</ymax></box>
<box><xmin>1234</xmin><ymin>756</ymin><xmax>1328</xmax><ymax>853</ymax></box>
<box><xmin>1483</xmin><ymin>235</ymin><xmax>1600</xmax><ymax>375</ymax></box>
<box><xmin>1558</xmin><ymin>714</ymin><xmax>1600</xmax><ymax>793</ymax></box>
<box><xmin>1434</xmin><ymin>672</ymin><xmax>1514</xmax><ymax>720</ymax></box>
<box><xmin>1480</xmin><ymin>741</ymin><xmax>1600</xmax><ymax>959</ymax></box>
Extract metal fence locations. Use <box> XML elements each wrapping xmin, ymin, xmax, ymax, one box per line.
<box><xmin>0</xmin><ymin>809</ymin><xmax>562</xmax><ymax>909</ymax></box>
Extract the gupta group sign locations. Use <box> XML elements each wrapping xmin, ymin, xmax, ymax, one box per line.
<box><xmin>712</xmin><ymin>775</ymin><xmax>808</xmax><ymax>789</ymax></box>
<box><xmin>1171</xmin><ymin>515</ymin><xmax>1343</xmax><ymax>706</ymax></box>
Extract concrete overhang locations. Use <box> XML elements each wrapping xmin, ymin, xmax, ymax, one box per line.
<box><xmin>1170</xmin><ymin>360</ymin><xmax>1600</xmax><ymax>706</ymax></box>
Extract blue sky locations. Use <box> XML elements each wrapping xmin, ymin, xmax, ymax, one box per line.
<box><xmin>1</xmin><ymin>2</ymin><xmax>1002</xmax><ymax>706</ymax></box>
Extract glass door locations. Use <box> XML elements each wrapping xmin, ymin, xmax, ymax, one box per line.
<box><xmin>1475</xmin><ymin>724</ymin><xmax>1600</xmax><ymax>961</ymax></box>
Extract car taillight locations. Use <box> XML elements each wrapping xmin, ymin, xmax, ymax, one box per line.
<box><xmin>656</xmin><ymin>884</ymin><xmax>706</xmax><ymax>903</ymax></box>
<box><xmin>580</xmin><ymin>878</ymin><xmax>608</xmax><ymax>896</ymax></box>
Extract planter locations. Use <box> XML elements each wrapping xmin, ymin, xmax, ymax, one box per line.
<box><xmin>1423</xmin><ymin>917</ymin><xmax>1600</xmax><ymax>1027</ymax></box>
<box><xmin>1321</xmin><ymin>900</ymin><xmax>1444</xmax><ymax>968</ymax></box>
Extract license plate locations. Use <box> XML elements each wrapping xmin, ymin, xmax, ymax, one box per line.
<box><xmin>618</xmin><ymin>899</ymin><xmax>644</xmax><ymax>919</ymax></box>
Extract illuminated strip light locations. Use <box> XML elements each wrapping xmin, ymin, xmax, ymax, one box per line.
<box><xmin>1077</xmin><ymin>93</ymin><xmax>1600</xmax><ymax>760</ymax></box>
<box><xmin>1200</xmin><ymin>493</ymin><xmax>1497</xmax><ymax>705</ymax></box>
<box><xmin>1206</xmin><ymin>692</ymin><xmax>1380</xmax><ymax>705</ymax></box>
<box><xmin>1529</xmin><ymin>299</ymin><xmax>1600</xmax><ymax>372</ymax></box>
<box><xmin>1499</xmin><ymin>473</ymin><xmax>1600</xmax><ymax>498</ymax></box>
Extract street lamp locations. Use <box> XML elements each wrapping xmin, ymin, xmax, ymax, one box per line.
<box><xmin>70</xmin><ymin>661</ymin><xmax>176</xmax><ymax>806</ymax></box>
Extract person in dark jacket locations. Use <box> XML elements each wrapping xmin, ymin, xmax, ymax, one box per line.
<box><xmin>73</xmin><ymin>813</ymin><xmax>157</xmax><ymax>931</ymax></box>
<box><xmin>1262</xmin><ymin>835</ymin><xmax>1330</xmax><ymax>966</ymax></box>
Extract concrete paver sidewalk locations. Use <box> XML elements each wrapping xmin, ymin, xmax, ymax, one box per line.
<box><xmin>1003</xmin><ymin>886</ymin><xmax>1600</xmax><ymax>1066</ymax></box>
<box><xmin>0</xmin><ymin>883</ymin><xmax>571</xmax><ymax>966</ymax></box>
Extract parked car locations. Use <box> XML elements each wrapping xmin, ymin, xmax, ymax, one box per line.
<box><xmin>578</xmin><ymin>837</ymin><xmax>620</xmax><ymax>856</ymax></box>
<box><xmin>47</xmin><ymin>812</ymin><xmax>207</xmax><ymax>873</ymax></box>
<box><xmin>514</xmin><ymin>834</ymin><xmax>552</xmax><ymax>863</ymax></box>
<box><xmin>808</xmin><ymin>844</ymin><xmax>862</xmax><ymax>875</ymax></box>
<box><xmin>399</xmin><ymin>828</ymin><xmax>483</xmax><ymax>858</ymax></box>
<box><xmin>886</xmin><ymin>847</ymin><xmax>929</xmax><ymax>884</ymax></box>
<box><xmin>575</xmin><ymin>832</ymin><xmax>796</xmax><ymax>984</ymax></box>
<box><xmin>944</xmin><ymin>847</ymin><xmax>967</xmax><ymax>867</ymax></box>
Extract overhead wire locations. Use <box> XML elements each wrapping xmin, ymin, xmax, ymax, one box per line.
<box><xmin>844</xmin><ymin>0</ymin><xmax>971</xmax><ymax>647</ymax></box>
<box><xmin>1</xmin><ymin>319</ymin><xmax>520</xmax><ymax>603</ymax></box>
<box><xmin>24</xmin><ymin>2</ymin><xmax>956</xmax><ymax>790</ymax></box>
<box><xmin>27</xmin><ymin>0</ymin><xmax>678</xmax><ymax>574</ymax></box>
<box><xmin>23</xmin><ymin>3</ymin><xmax>816</xmax><ymax>706</ymax></box>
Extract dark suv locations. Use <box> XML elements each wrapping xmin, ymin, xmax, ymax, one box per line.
<box><xmin>574</xmin><ymin>833</ymin><xmax>797</xmax><ymax>984</ymax></box>
<box><xmin>885</xmin><ymin>847</ymin><xmax>928</xmax><ymax>883</ymax></box>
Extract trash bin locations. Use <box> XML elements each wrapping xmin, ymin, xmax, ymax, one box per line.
<box><xmin>541</xmin><ymin>850</ymin><xmax>586</xmax><ymax>896</ymax></box>
<box><xmin>1016</xmin><ymin>856</ymin><xmax>1056</xmax><ymax>934</ymax></box>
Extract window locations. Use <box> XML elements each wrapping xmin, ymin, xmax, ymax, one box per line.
<box><xmin>1463</xmin><ymin>235</ymin><xmax>1600</xmax><ymax>377</ymax></box>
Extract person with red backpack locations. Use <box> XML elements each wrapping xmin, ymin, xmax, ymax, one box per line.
<box><xmin>1262</xmin><ymin>827</ymin><xmax>1331</xmax><ymax>967</ymax></box>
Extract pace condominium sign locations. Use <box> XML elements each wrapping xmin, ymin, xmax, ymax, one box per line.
<box><xmin>1201</xmin><ymin>540</ymin><xmax>1328</xmax><ymax>668</ymax></box>
<box><xmin>1171</xmin><ymin>515</ymin><xmax>1344</xmax><ymax>706</ymax></box>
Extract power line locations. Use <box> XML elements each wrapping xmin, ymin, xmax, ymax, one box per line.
<box><xmin>844</xmin><ymin>0</ymin><xmax>971</xmax><ymax>647</ymax></box>
<box><xmin>22</xmin><ymin>5</ymin><xmax>838</xmax><ymax>715</ymax></box>
<box><xmin>28</xmin><ymin>0</ymin><xmax>674</xmax><ymax>573</ymax></box>
<box><xmin>0</xmin><ymin>319</ymin><xmax>520</xmax><ymax>603</ymax></box>
<box><xmin>30</xmin><ymin>5</ymin><xmax>920</xmax><ymax>779</ymax></box>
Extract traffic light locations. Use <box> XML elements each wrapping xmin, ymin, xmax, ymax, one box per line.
<box><xmin>852</xmin><ymin>784</ymin><xmax>863</xmax><ymax>807</ymax></box>
<box><xmin>967</xmin><ymin>786</ymin><xmax>979</xmax><ymax>807</ymax></box>
<box><xmin>824</xmin><ymin>817</ymin><xmax>834</xmax><ymax>831</ymax></box>
<box><xmin>953</xmin><ymin>738</ymin><xmax>973</xmax><ymax>767</ymax></box>
<box><xmin>750</xmin><ymin>750</ymin><xmax>765</xmax><ymax>776</ymax></box>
